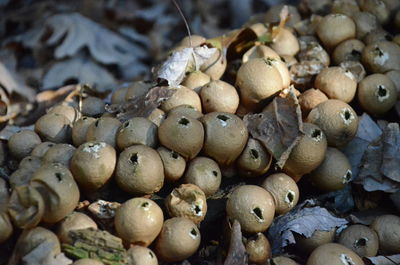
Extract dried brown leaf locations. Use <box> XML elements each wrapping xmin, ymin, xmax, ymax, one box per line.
<box><xmin>0</xmin><ymin>62</ymin><xmax>36</xmax><ymax>101</ymax></box>
<box><xmin>364</xmin><ymin>254</ymin><xmax>400</xmax><ymax>265</ymax></box>
<box><xmin>381</xmin><ymin>123</ymin><xmax>400</xmax><ymax>183</ymax></box>
<box><xmin>223</xmin><ymin>220</ymin><xmax>247</xmax><ymax>265</ymax></box>
<box><xmin>243</xmin><ymin>90</ymin><xmax>303</xmax><ymax>168</ymax></box>
<box><xmin>107</xmin><ymin>86</ymin><xmax>175</xmax><ymax>122</ymax></box>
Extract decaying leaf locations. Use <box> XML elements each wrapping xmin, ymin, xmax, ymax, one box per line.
<box><xmin>44</xmin><ymin>12</ymin><xmax>146</xmax><ymax>66</ymax></box>
<box><xmin>317</xmin><ymin>184</ymin><xmax>355</xmax><ymax>213</ymax></box>
<box><xmin>223</xmin><ymin>220</ymin><xmax>247</xmax><ymax>265</ymax></box>
<box><xmin>42</xmin><ymin>56</ymin><xmax>116</xmax><ymax>92</ymax></box>
<box><xmin>243</xmin><ymin>89</ymin><xmax>303</xmax><ymax>168</ymax></box>
<box><xmin>356</xmin><ymin>122</ymin><xmax>400</xmax><ymax>193</ymax></box>
<box><xmin>0</xmin><ymin>62</ymin><xmax>36</xmax><ymax>100</ymax></box>
<box><xmin>267</xmin><ymin>200</ymin><xmax>348</xmax><ymax>255</ymax></box>
<box><xmin>157</xmin><ymin>46</ymin><xmax>216</xmax><ymax>87</ymax></box>
<box><xmin>342</xmin><ymin>113</ymin><xmax>382</xmax><ymax>180</ymax></box>
<box><xmin>22</xmin><ymin>241</ymin><xmax>72</xmax><ymax>265</ymax></box>
<box><xmin>107</xmin><ymin>86</ymin><xmax>175</xmax><ymax>122</ymax></box>
<box><xmin>364</xmin><ymin>254</ymin><xmax>400</xmax><ymax>265</ymax></box>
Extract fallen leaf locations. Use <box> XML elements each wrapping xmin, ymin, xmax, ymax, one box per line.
<box><xmin>45</xmin><ymin>12</ymin><xmax>146</xmax><ymax>66</ymax></box>
<box><xmin>267</xmin><ymin>200</ymin><xmax>348</xmax><ymax>255</ymax></box>
<box><xmin>243</xmin><ymin>89</ymin><xmax>303</xmax><ymax>168</ymax></box>
<box><xmin>157</xmin><ymin>46</ymin><xmax>217</xmax><ymax>87</ymax></box>
<box><xmin>342</xmin><ymin>113</ymin><xmax>382</xmax><ymax>180</ymax></box>
<box><xmin>356</xmin><ymin>122</ymin><xmax>400</xmax><ymax>193</ymax></box>
<box><xmin>364</xmin><ymin>254</ymin><xmax>400</xmax><ymax>265</ymax></box>
<box><xmin>42</xmin><ymin>56</ymin><xmax>117</xmax><ymax>92</ymax></box>
<box><xmin>317</xmin><ymin>184</ymin><xmax>355</xmax><ymax>213</ymax></box>
<box><xmin>107</xmin><ymin>86</ymin><xmax>175</xmax><ymax>122</ymax></box>
<box><xmin>223</xmin><ymin>220</ymin><xmax>247</xmax><ymax>265</ymax></box>
<box><xmin>22</xmin><ymin>241</ymin><xmax>72</xmax><ymax>265</ymax></box>
<box><xmin>0</xmin><ymin>62</ymin><xmax>36</xmax><ymax>100</ymax></box>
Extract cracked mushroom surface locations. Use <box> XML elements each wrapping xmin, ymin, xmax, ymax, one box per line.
<box><xmin>226</xmin><ymin>185</ymin><xmax>275</xmax><ymax>233</ymax></box>
<box><xmin>338</xmin><ymin>224</ymin><xmax>379</xmax><ymax>257</ymax></box>
<box><xmin>165</xmin><ymin>183</ymin><xmax>207</xmax><ymax>224</ymax></box>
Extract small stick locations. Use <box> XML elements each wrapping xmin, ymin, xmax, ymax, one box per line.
<box><xmin>171</xmin><ymin>0</ymin><xmax>192</xmax><ymax>48</ymax></box>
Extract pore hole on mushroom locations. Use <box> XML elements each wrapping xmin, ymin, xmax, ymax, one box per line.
<box><xmin>344</xmin><ymin>110</ymin><xmax>351</xmax><ymax>120</ymax></box>
<box><xmin>340</xmin><ymin>254</ymin><xmax>356</xmax><ymax>265</ymax></box>
<box><xmin>55</xmin><ymin>172</ymin><xmax>63</xmax><ymax>182</ymax></box>
<box><xmin>178</xmin><ymin>117</ymin><xmax>190</xmax><ymax>126</ymax></box>
<box><xmin>377</xmin><ymin>85</ymin><xmax>387</xmax><ymax>97</ymax></box>
<box><xmin>95</xmin><ymin>120</ymin><xmax>99</xmax><ymax>127</ymax></box>
<box><xmin>149</xmin><ymin>251</ymin><xmax>154</xmax><ymax>258</ymax></box>
<box><xmin>190</xmin><ymin>228</ymin><xmax>198</xmax><ymax>237</ymax></box>
<box><xmin>193</xmin><ymin>204</ymin><xmax>201</xmax><ymax>215</ymax></box>
<box><xmin>250</xmin><ymin>149</ymin><xmax>259</xmax><ymax>159</ymax></box>
<box><xmin>311</xmin><ymin>129</ymin><xmax>322</xmax><ymax>139</ymax></box>
<box><xmin>170</xmin><ymin>152</ymin><xmax>179</xmax><ymax>159</ymax></box>
<box><xmin>354</xmin><ymin>238</ymin><xmax>367</xmax><ymax>248</ymax></box>
<box><xmin>212</xmin><ymin>170</ymin><xmax>218</xmax><ymax>177</ymax></box>
<box><xmin>252</xmin><ymin>207</ymin><xmax>264</xmax><ymax>220</ymax></box>
<box><xmin>217</xmin><ymin>114</ymin><xmax>230</xmax><ymax>122</ymax></box>
<box><xmin>286</xmin><ymin>191</ymin><xmax>294</xmax><ymax>203</ymax></box>
<box><xmin>130</xmin><ymin>153</ymin><xmax>139</xmax><ymax>164</ymax></box>
<box><xmin>344</xmin><ymin>170</ymin><xmax>352</xmax><ymax>182</ymax></box>
<box><xmin>141</xmin><ymin>202</ymin><xmax>149</xmax><ymax>208</ymax></box>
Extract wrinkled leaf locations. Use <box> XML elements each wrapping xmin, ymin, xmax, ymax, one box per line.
<box><xmin>356</xmin><ymin>122</ymin><xmax>400</xmax><ymax>193</ymax></box>
<box><xmin>317</xmin><ymin>184</ymin><xmax>355</xmax><ymax>213</ymax></box>
<box><xmin>364</xmin><ymin>254</ymin><xmax>400</xmax><ymax>265</ymax></box>
<box><xmin>0</xmin><ymin>62</ymin><xmax>36</xmax><ymax>100</ymax></box>
<box><xmin>342</xmin><ymin>113</ymin><xmax>382</xmax><ymax>180</ymax></box>
<box><xmin>223</xmin><ymin>220</ymin><xmax>247</xmax><ymax>265</ymax></box>
<box><xmin>243</xmin><ymin>90</ymin><xmax>303</xmax><ymax>168</ymax></box>
<box><xmin>43</xmin><ymin>56</ymin><xmax>116</xmax><ymax>92</ymax></box>
<box><xmin>268</xmin><ymin>200</ymin><xmax>348</xmax><ymax>255</ymax></box>
<box><xmin>107</xmin><ymin>86</ymin><xmax>175</xmax><ymax>122</ymax></box>
<box><xmin>157</xmin><ymin>46</ymin><xmax>216</xmax><ymax>87</ymax></box>
<box><xmin>44</xmin><ymin>12</ymin><xmax>145</xmax><ymax>66</ymax></box>
<box><xmin>22</xmin><ymin>241</ymin><xmax>72</xmax><ymax>265</ymax></box>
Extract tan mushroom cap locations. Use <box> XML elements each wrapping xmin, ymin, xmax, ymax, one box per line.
<box><xmin>42</xmin><ymin>143</ymin><xmax>76</xmax><ymax>167</ymax></box>
<box><xmin>261</xmin><ymin>173</ymin><xmax>299</xmax><ymax>215</ymax></box>
<box><xmin>115</xmin><ymin>198</ymin><xmax>163</xmax><ymax>247</ymax></box>
<box><xmin>295</xmin><ymin>229</ymin><xmax>336</xmax><ymax>254</ymax></box>
<box><xmin>361</xmin><ymin>41</ymin><xmax>400</xmax><ymax>73</ymax></box>
<box><xmin>237</xmin><ymin>138</ymin><xmax>272</xmax><ymax>177</ymax></box>
<box><xmin>351</xmin><ymin>11</ymin><xmax>378</xmax><ymax>40</ymax></box>
<box><xmin>270</xmin><ymin>28</ymin><xmax>300</xmax><ymax>57</ymax></box>
<box><xmin>160</xmin><ymin>86</ymin><xmax>202</xmax><ymax>113</ymax></box>
<box><xmin>242</xmin><ymin>45</ymin><xmax>281</xmax><ymax>63</ymax></box>
<box><xmin>117</xmin><ymin>117</ymin><xmax>158</xmax><ymax>150</ymax></box>
<box><xmin>31</xmin><ymin>142</ymin><xmax>55</xmax><ymax>158</ymax></box>
<box><xmin>57</xmin><ymin>212</ymin><xmax>98</xmax><ymax>244</ymax></box>
<box><xmin>314</xmin><ymin>67</ymin><xmax>357</xmax><ymax>103</ymax></box>
<box><xmin>158</xmin><ymin>114</ymin><xmax>204</xmax><ymax>160</ymax></box>
<box><xmin>200</xmin><ymin>48</ymin><xmax>227</xmax><ymax>80</ymax></box>
<box><xmin>360</xmin><ymin>0</ymin><xmax>390</xmax><ymax>25</ymax></box>
<box><xmin>200</xmin><ymin>80</ymin><xmax>239</xmax><ymax>114</ymax></box>
<box><xmin>226</xmin><ymin>185</ymin><xmax>275</xmax><ymax>233</ymax></box>
<box><xmin>30</xmin><ymin>163</ymin><xmax>80</xmax><ymax>223</ymax></box>
<box><xmin>201</xmin><ymin>112</ymin><xmax>248</xmax><ymax>166</ymax></box>
<box><xmin>154</xmin><ymin>217</ymin><xmax>201</xmax><ymax>262</ymax></box>
<box><xmin>72</xmin><ymin>117</ymin><xmax>96</xmax><ymax>147</ymax></box>
<box><xmin>370</xmin><ymin>214</ymin><xmax>400</xmax><ymax>254</ymax></box>
<box><xmin>127</xmin><ymin>246</ymin><xmax>158</xmax><ymax>265</ymax></box>
<box><xmin>8</xmin><ymin>130</ymin><xmax>41</xmax><ymax>160</ymax></box>
<box><xmin>306</xmin><ymin>99</ymin><xmax>358</xmax><ymax>147</ymax></box>
<box><xmin>332</xmin><ymin>39</ymin><xmax>365</xmax><ymax>65</ymax></box>
<box><xmin>70</xmin><ymin>141</ymin><xmax>116</xmax><ymax>192</ymax></box>
<box><xmin>35</xmin><ymin>113</ymin><xmax>72</xmax><ymax>143</ymax></box>
<box><xmin>298</xmin><ymin>89</ymin><xmax>329</xmax><ymax>116</ymax></box>
<box><xmin>165</xmin><ymin>183</ymin><xmax>208</xmax><ymax>224</ymax></box>
<box><xmin>181</xmin><ymin>71</ymin><xmax>211</xmax><ymax>93</ymax></box>
<box><xmin>116</xmin><ymin>145</ymin><xmax>164</xmax><ymax>195</ymax></box>
<box><xmin>236</xmin><ymin>58</ymin><xmax>283</xmax><ymax>107</ymax></box>
<box><xmin>168</xmin><ymin>104</ymin><xmax>203</xmax><ymax>120</ymax></box>
<box><xmin>157</xmin><ymin>146</ymin><xmax>186</xmax><ymax>182</ymax></box>
<box><xmin>307</xmin><ymin>243</ymin><xmax>364</xmax><ymax>265</ymax></box>
<box><xmin>357</xmin><ymin>74</ymin><xmax>398</xmax><ymax>115</ymax></box>
<box><xmin>81</xmin><ymin>96</ymin><xmax>105</xmax><ymax>117</ymax></box>
<box><xmin>385</xmin><ymin>70</ymin><xmax>400</xmax><ymax>100</ymax></box>
<box><xmin>316</xmin><ymin>14</ymin><xmax>356</xmax><ymax>49</ymax></box>
<box><xmin>308</xmin><ymin>147</ymin><xmax>352</xmax><ymax>192</ymax></box>
<box><xmin>0</xmin><ymin>179</ymin><xmax>12</xmax><ymax>244</ymax></box>
<box><xmin>338</xmin><ymin>224</ymin><xmax>379</xmax><ymax>257</ymax></box>
<box><xmin>245</xmin><ymin>233</ymin><xmax>271</xmax><ymax>265</ymax></box>
<box><xmin>184</xmin><ymin>156</ymin><xmax>221</xmax><ymax>197</ymax></box>
<box><xmin>267</xmin><ymin>256</ymin><xmax>298</xmax><ymax>265</ymax></box>
<box><xmin>146</xmin><ymin>108</ymin><xmax>166</xmax><ymax>127</ymax></box>
<box><xmin>86</xmin><ymin>117</ymin><xmax>122</xmax><ymax>148</ymax></box>
<box><xmin>283</xmin><ymin>123</ymin><xmax>327</xmax><ymax>180</ymax></box>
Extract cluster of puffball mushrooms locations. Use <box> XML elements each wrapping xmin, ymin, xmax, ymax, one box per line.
<box><xmin>1</xmin><ymin>0</ymin><xmax>400</xmax><ymax>264</ymax></box>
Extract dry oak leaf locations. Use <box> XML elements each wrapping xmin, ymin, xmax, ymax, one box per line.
<box><xmin>157</xmin><ymin>46</ymin><xmax>217</xmax><ymax>87</ymax></box>
<box><xmin>223</xmin><ymin>219</ymin><xmax>247</xmax><ymax>265</ymax></box>
<box><xmin>243</xmin><ymin>89</ymin><xmax>303</xmax><ymax>168</ymax></box>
